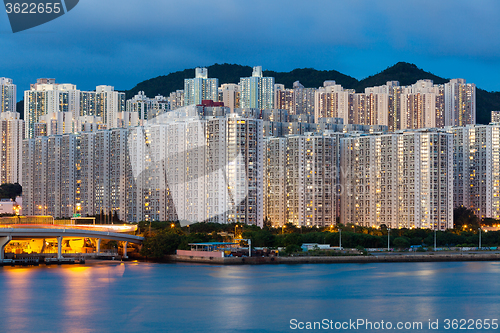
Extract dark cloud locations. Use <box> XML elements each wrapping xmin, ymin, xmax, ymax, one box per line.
<box><xmin>1</xmin><ymin>0</ymin><xmax>499</xmax><ymax>99</ymax></box>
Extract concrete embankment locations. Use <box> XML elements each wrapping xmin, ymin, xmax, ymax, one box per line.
<box><xmin>172</xmin><ymin>253</ymin><xmax>500</xmax><ymax>265</ymax></box>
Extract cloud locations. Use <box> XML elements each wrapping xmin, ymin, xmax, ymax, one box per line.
<box><xmin>0</xmin><ymin>0</ymin><xmax>499</xmax><ymax>98</ymax></box>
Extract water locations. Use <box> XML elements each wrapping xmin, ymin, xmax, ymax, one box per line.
<box><xmin>1</xmin><ymin>261</ymin><xmax>499</xmax><ymax>332</ymax></box>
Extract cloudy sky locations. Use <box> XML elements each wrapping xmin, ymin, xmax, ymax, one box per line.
<box><xmin>2</xmin><ymin>0</ymin><xmax>499</xmax><ymax>99</ymax></box>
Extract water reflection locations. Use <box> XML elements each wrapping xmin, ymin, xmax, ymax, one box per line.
<box><xmin>0</xmin><ymin>261</ymin><xmax>499</xmax><ymax>332</ymax></box>
<box><xmin>2</xmin><ymin>267</ymin><xmax>36</xmax><ymax>331</ymax></box>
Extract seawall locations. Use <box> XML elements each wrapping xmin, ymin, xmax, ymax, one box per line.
<box><xmin>172</xmin><ymin>253</ymin><xmax>500</xmax><ymax>265</ymax></box>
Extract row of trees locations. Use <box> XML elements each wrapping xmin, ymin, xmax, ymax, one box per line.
<box><xmin>138</xmin><ymin>211</ymin><xmax>500</xmax><ymax>258</ymax></box>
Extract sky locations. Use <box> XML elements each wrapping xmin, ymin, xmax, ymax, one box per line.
<box><xmin>1</xmin><ymin>0</ymin><xmax>500</xmax><ymax>100</ymax></box>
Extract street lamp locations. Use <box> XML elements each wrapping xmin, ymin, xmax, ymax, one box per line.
<box><xmin>339</xmin><ymin>227</ymin><xmax>342</xmax><ymax>249</ymax></box>
<box><xmin>479</xmin><ymin>227</ymin><xmax>482</xmax><ymax>250</ymax></box>
<box><xmin>387</xmin><ymin>228</ymin><xmax>390</xmax><ymax>251</ymax></box>
<box><xmin>434</xmin><ymin>226</ymin><xmax>437</xmax><ymax>252</ymax></box>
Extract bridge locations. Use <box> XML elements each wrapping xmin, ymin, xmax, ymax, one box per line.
<box><xmin>0</xmin><ymin>225</ymin><xmax>144</xmax><ymax>261</ymax></box>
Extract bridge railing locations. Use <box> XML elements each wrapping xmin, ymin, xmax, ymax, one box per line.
<box><xmin>0</xmin><ymin>216</ymin><xmax>55</xmax><ymax>225</ymax></box>
<box><xmin>0</xmin><ymin>223</ymin><xmax>138</xmax><ymax>234</ymax></box>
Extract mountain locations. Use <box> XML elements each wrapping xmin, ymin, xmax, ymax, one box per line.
<box><xmin>353</xmin><ymin>62</ymin><xmax>449</xmax><ymax>91</ymax></box>
<box><xmin>476</xmin><ymin>89</ymin><xmax>500</xmax><ymax>125</ymax></box>
<box><xmin>125</xmin><ymin>62</ymin><xmax>500</xmax><ymax>125</ymax></box>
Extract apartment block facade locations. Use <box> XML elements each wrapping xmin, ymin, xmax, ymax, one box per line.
<box><xmin>340</xmin><ymin>130</ymin><xmax>454</xmax><ymax>230</ymax></box>
<box><xmin>451</xmin><ymin>125</ymin><xmax>500</xmax><ymax>219</ymax></box>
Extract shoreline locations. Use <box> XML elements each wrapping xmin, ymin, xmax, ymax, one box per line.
<box><xmin>171</xmin><ymin>252</ymin><xmax>500</xmax><ymax>265</ymax></box>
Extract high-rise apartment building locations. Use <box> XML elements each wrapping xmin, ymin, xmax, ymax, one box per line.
<box><xmin>0</xmin><ymin>78</ymin><xmax>16</xmax><ymax>113</ymax></box>
<box><xmin>293</xmin><ymin>81</ymin><xmax>316</xmax><ymax>117</ymax></box>
<box><xmin>315</xmin><ymin>82</ymin><xmax>354</xmax><ymax>125</ymax></box>
<box><xmin>275</xmin><ymin>85</ymin><xmax>294</xmax><ymax>115</ymax></box>
<box><xmin>399</xmin><ymin>80</ymin><xmax>445</xmax><ymax>130</ymax></box>
<box><xmin>24</xmin><ymin>79</ymin><xmax>79</xmax><ymax>138</ymax></box>
<box><xmin>264</xmin><ymin>137</ymin><xmax>287</xmax><ymax>226</ymax></box>
<box><xmin>341</xmin><ymin>129</ymin><xmax>453</xmax><ymax>230</ymax></box>
<box><xmin>0</xmin><ymin>112</ymin><xmax>24</xmax><ymax>184</ymax></box>
<box><xmin>240</xmin><ymin>66</ymin><xmax>275</xmax><ymax>110</ymax></box>
<box><xmin>25</xmin><ymin>80</ymin><xmax>125</xmax><ymax>137</ymax></box>
<box><xmin>169</xmin><ymin>90</ymin><xmax>184</xmax><ymax>111</ymax></box>
<box><xmin>285</xmin><ymin>132</ymin><xmax>341</xmax><ymax>227</ymax></box>
<box><xmin>22</xmin><ymin>111</ymin><xmax>265</xmax><ymax>225</ymax></box>
<box><xmin>184</xmin><ymin>68</ymin><xmax>219</xmax><ymax>106</ymax></box>
<box><xmin>451</xmin><ymin>124</ymin><xmax>500</xmax><ymax>219</ymax></box>
<box><xmin>314</xmin><ymin>79</ymin><xmax>471</xmax><ymax>131</ymax></box>
<box><xmin>125</xmin><ymin>91</ymin><xmax>168</xmax><ymax>125</ymax></box>
<box><xmin>445</xmin><ymin>79</ymin><xmax>476</xmax><ymax>127</ymax></box>
<box><xmin>219</xmin><ymin>84</ymin><xmax>240</xmax><ymax>113</ymax></box>
<box><xmin>94</xmin><ymin>85</ymin><xmax>126</xmax><ymax>129</ymax></box>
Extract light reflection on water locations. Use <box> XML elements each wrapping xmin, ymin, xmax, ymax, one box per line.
<box><xmin>0</xmin><ymin>261</ymin><xmax>499</xmax><ymax>332</ymax></box>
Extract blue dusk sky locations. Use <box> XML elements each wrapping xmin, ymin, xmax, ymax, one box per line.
<box><xmin>1</xmin><ymin>0</ymin><xmax>499</xmax><ymax>99</ymax></box>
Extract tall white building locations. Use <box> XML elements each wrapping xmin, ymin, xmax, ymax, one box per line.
<box><xmin>226</xmin><ymin>115</ymin><xmax>265</xmax><ymax>226</ymax></box>
<box><xmin>169</xmin><ymin>90</ymin><xmax>184</xmax><ymax>111</ymax></box>
<box><xmin>219</xmin><ymin>84</ymin><xmax>240</xmax><ymax>113</ymax></box>
<box><xmin>240</xmin><ymin>66</ymin><xmax>275</xmax><ymax>110</ymax></box>
<box><xmin>0</xmin><ymin>112</ymin><xmax>24</xmax><ymax>184</ymax></box>
<box><xmin>293</xmin><ymin>81</ymin><xmax>316</xmax><ymax>117</ymax></box>
<box><xmin>284</xmin><ymin>132</ymin><xmax>340</xmax><ymax>227</ymax></box>
<box><xmin>23</xmin><ymin>110</ymin><xmax>266</xmax><ymax>225</ymax></box>
<box><xmin>23</xmin><ymin>136</ymin><xmax>48</xmax><ymax>215</ymax></box>
<box><xmin>264</xmin><ymin>137</ymin><xmax>287</xmax><ymax>226</ymax></box>
<box><xmin>95</xmin><ymin>85</ymin><xmax>126</xmax><ymax>129</ymax></box>
<box><xmin>315</xmin><ymin>82</ymin><xmax>354</xmax><ymax>124</ymax></box>
<box><xmin>25</xmin><ymin>80</ymin><xmax>126</xmax><ymax>137</ymax></box>
<box><xmin>313</xmin><ymin>79</ymin><xmax>470</xmax><ymax>131</ymax></box>
<box><xmin>341</xmin><ymin>129</ymin><xmax>453</xmax><ymax>230</ymax></box>
<box><xmin>445</xmin><ymin>79</ymin><xmax>476</xmax><ymax>127</ymax></box>
<box><xmin>125</xmin><ymin>91</ymin><xmax>168</xmax><ymax>125</ymax></box>
<box><xmin>184</xmin><ymin>68</ymin><xmax>219</xmax><ymax>106</ymax></box>
<box><xmin>451</xmin><ymin>124</ymin><xmax>500</xmax><ymax>219</ymax></box>
<box><xmin>275</xmin><ymin>86</ymin><xmax>294</xmax><ymax>115</ymax></box>
<box><xmin>0</xmin><ymin>78</ymin><xmax>16</xmax><ymax>113</ymax></box>
<box><xmin>400</xmin><ymin>80</ymin><xmax>445</xmax><ymax>130</ymax></box>
<box><xmin>24</xmin><ymin>79</ymin><xmax>79</xmax><ymax>138</ymax></box>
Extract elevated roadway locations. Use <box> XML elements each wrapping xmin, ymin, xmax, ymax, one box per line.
<box><xmin>0</xmin><ymin>225</ymin><xmax>144</xmax><ymax>261</ymax></box>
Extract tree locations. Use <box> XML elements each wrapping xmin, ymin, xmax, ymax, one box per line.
<box><xmin>140</xmin><ymin>231</ymin><xmax>181</xmax><ymax>258</ymax></box>
<box><xmin>0</xmin><ymin>183</ymin><xmax>22</xmax><ymax>200</ymax></box>
<box><xmin>113</xmin><ymin>211</ymin><xmax>120</xmax><ymax>223</ymax></box>
<box><xmin>393</xmin><ymin>237</ymin><xmax>410</xmax><ymax>249</ymax></box>
<box><xmin>454</xmin><ymin>207</ymin><xmax>480</xmax><ymax>230</ymax></box>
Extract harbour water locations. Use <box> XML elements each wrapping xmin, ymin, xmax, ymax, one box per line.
<box><xmin>0</xmin><ymin>261</ymin><xmax>499</xmax><ymax>332</ymax></box>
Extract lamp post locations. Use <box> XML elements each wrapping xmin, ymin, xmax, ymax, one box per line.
<box><xmin>434</xmin><ymin>226</ymin><xmax>437</xmax><ymax>252</ymax></box>
<box><xmin>339</xmin><ymin>227</ymin><xmax>342</xmax><ymax>249</ymax></box>
<box><xmin>387</xmin><ymin>228</ymin><xmax>390</xmax><ymax>251</ymax></box>
<box><xmin>479</xmin><ymin>227</ymin><xmax>482</xmax><ymax>250</ymax></box>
